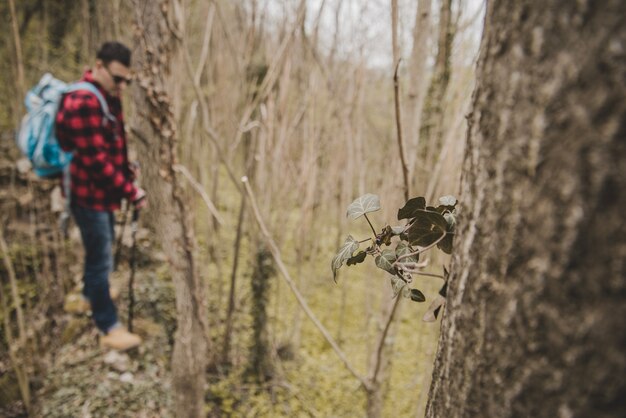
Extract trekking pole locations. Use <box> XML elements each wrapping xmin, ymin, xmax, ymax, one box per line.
<box><xmin>127</xmin><ymin>207</ymin><xmax>139</xmax><ymax>333</ymax></box>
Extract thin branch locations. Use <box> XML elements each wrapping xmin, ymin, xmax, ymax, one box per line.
<box><xmin>393</xmin><ymin>59</ymin><xmax>410</xmax><ymax>202</ymax></box>
<box><xmin>0</xmin><ymin>226</ymin><xmax>26</xmax><ymax>344</ymax></box>
<box><xmin>228</xmin><ymin>0</ymin><xmax>308</xmax><ymax>155</ymax></box>
<box><xmin>396</xmin><ymin>266</ymin><xmax>444</xmax><ymax>279</ymax></box>
<box><xmin>177</xmin><ymin>27</ymin><xmax>243</xmax><ymax>194</ymax></box>
<box><xmin>364</xmin><ymin>213</ymin><xmax>377</xmax><ymax>236</ymax></box>
<box><xmin>371</xmin><ymin>295</ymin><xmax>402</xmax><ymax>385</ymax></box>
<box><xmin>243</xmin><ymin>176</ymin><xmax>372</xmax><ymax>391</ymax></box>
<box><xmin>173</xmin><ymin>164</ymin><xmax>225</xmax><ymax>226</ymax></box>
<box><xmin>8</xmin><ymin>0</ymin><xmax>25</xmax><ymax>109</ymax></box>
<box><xmin>194</xmin><ymin>2</ymin><xmax>216</xmax><ymax>86</ymax></box>
<box><xmin>0</xmin><ymin>225</ymin><xmax>30</xmax><ymax>410</ymax></box>
<box><xmin>394</xmin><ymin>231</ymin><xmax>447</xmax><ymax>264</ymax></box>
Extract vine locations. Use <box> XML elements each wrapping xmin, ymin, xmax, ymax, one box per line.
<box><xmin>332</xmin><ymin>193</ymin><xmax>455</xmax><ymax>318</ymax></box>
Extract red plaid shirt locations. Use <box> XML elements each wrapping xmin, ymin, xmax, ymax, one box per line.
<box><xmin>55</xmin><ymin>71</ymin><xmax>137</xmax><ymax>211</ymax></box>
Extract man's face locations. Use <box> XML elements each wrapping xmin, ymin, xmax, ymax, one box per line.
<box><xmin>95</xmin><ymin>60</ymin><xmax>131</xmax><ymax>97</ymax></box>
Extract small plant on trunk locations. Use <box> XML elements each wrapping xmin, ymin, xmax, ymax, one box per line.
<box><xmin>332</xmin><ymin>193</ymin><xmax>455</xmax><ymax>314</ymax></box>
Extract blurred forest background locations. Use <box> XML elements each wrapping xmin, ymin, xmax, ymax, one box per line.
<box><xmin>0</xmin><ymin>0</ymin><xmax>484</xmax><ymax>416</ymax></box>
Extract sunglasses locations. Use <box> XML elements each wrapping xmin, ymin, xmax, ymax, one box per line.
<box><xmin>104</xmin><ymin>65</ymin><xmax>133</xmax><ymax>86</ymax></box>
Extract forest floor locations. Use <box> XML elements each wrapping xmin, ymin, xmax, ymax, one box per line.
<box><xmin>32</xmin><ymin>258</ymin><xmax>177</xmax><ymax>418</ymax></box>
<box><xmin>0</xmin><ymin>134</ymin><xmax>177</xmax><ymax>417</ymax></box>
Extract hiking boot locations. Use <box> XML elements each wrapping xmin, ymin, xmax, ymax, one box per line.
<box><xmin>100</xmin><ymin>327</ymin><xmax>142</xmax><ymax>351</ymax></box>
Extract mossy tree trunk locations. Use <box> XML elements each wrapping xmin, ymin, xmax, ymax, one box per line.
<box><xmin>131</xmin><ymin>1</ymin><xmax>209</xmax><ymax>417</ymax></box>
<box><xmin>426</xmin><ymin>1</ymin><xmax>626</xmax><ymax>417</ymax></box>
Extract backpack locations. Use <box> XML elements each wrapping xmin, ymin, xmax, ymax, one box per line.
<box><xmin>16</xmin><ymin>72</ymin><xmax>115</xmax><ymax>178</ymax></box>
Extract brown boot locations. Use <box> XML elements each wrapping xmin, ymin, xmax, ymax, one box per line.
<box><xmin>100</xmin><ymin>327</ymin><xmax>142</xmax><ymax>351</ymax></box>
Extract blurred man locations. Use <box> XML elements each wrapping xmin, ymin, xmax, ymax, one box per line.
<box><xmin>56</xmin><ymin>41</ymin><xmax>146</xmax><ymax>350</ymax></box>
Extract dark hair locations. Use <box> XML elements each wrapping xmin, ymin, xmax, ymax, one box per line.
<box><xmin>96</xmin><ymin>42</ymin><xmax>131</xmax><ymax>67</ymax></box>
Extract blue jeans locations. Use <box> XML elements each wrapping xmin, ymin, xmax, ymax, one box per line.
<box><xmin>71</xmin><ymin>205</ymin><xmax>118</xmax><ymax>333</ymax></box>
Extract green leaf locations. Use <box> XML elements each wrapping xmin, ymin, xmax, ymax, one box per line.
<box><xmin>346</xmin><ymin>251</ymin><xmax>367</xmax><ymax>266</ymax></box>
<box><xmin>346</xmin><ymin>194</ymin><xmax>381</xmax><ymax>220</ymax></box>
<box><xmin>397</xmin><ymin>197</ymin><xmax>426</xmax><ymax>220</ymax></box>
<box><xmin>390</xmin><ymin>276</ymin><xmax>407</xmax><ymax>298</ymax></box>
<box><xmin>409</xmin><ymin>289</ymin><xmax>426</xmax><ymax>302</ymax></box>
<box><xmin>331</xmin><ymin>235</ymin><xmax>359</xmax><ymax>282</ymax></box>
<box><xmin>423</xmin><ymin>295</ymin><xmax>445</xmax><ymax>321</ymax></box>
<box><xmin>395</xmin><ymin>241</ymin><xmax>418</xmax><ymax>264</ymax></box>
<box><xmin>443</xmin><ymin>212</ymin><xmax>456</xmax><ymax>228</ymax></box>
<box><xmin>437</xmin><ymin>234</ymin><xmax>453</xmax><ymax>254</ymax></box>
<box><xmin>407</xmin><ymin>210</ymin><xmax>448</xmax><ymax>247</ymax></box>
<box><xmin>375</xmin><ymin>249</ymin><xmax>397</xmax><ymax>275</ymax></box>
<box><xmin>391</xmin><ymin>226</ymin><xmax>405</xmax><ymax>235</ymax></box>
<box><xmin>439</xmin><ymin>281</ymin><xmax>448</xmax><ymax>297</ymax></box>
<box><xmin>438</xmin><ymin>195</ymin><xmax>457</xmax><ymax>207</ymax></box>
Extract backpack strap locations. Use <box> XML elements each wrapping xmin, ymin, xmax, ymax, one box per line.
<box><xmin>65</xmin><ymin>82</ymin><xmax>116</xmax><ymax>125</ymax></box>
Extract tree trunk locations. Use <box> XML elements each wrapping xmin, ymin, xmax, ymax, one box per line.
<box><xmin>407</xmin><ymin>0</ymin><xmax>432</xmax><ymax>176</ymax></box>
<box><xmin>131</xmin><ymin>1</ymin><xmax>208</xmax><ymax>417</ymax></box>
<box><xmin>426</xmin><ymin>1</ymin><xmax>626</xmax><ymax>417</ymax></box>
<box><xmin>416</xmin><ymin>0</ymin><xmax>453</xmax><ymax>186</ymax></box>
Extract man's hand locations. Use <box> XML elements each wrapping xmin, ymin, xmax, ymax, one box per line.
<box><xmin>133</xmin><ymin>187</ymin><xmax>147</xmax><ymax>209</ymax></box>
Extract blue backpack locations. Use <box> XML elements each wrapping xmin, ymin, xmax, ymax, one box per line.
<box><xmin>16</xmin><ymin>73</ymin><xmax>115</xmax><ymax>177</ymax></box>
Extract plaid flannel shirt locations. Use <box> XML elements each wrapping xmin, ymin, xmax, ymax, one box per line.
<box><xmin>55</xmin><ymin>71</ymin><xmax>137</xmax><ymax>211</ymax></box>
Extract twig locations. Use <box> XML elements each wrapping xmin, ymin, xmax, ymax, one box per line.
<box><xmin>194</xmin><ymin>2</ymin><xmax>216</xmax><ymax>86</ymax></box>
<box><xmin>393</xmin><ymin>59</ymin><xmax>410</xmax><ymax>202</ymax></box>
<box><xmin>228</xmin><ymin>0</ymin><xmax>308</xmax><ymax>155</ymax></box>
<box><xmin>396</xmin><ymin>266</ymin><xmax>444</xmax><ymax>279</ymax></box>
<box><xmin>371</xmin><ymin>295</ymin><xmax>402</xmax><ymax>386</ymax></box>
<box><xmin>394</xmin><ymin>231</ymin><xmax>447</xmax><ymax>264</ymax></box>
<box><xmin>179</xmin><ymin>39</ymin><xmax>243</xmax><ymax>194</ymax></box>
<box><xmin>364</xmin><ymin>213</ymin><xmax>377</xmax><ymax>236</ymax></box>
<box><xmin>173</xmin><ymin>164</ymin><xmax>225</xmax><ymax>226</ymax></box>
<box><xmin>0</xmin><ymin>225</ymin><xmax>30</xmax><ymax>410</ymax></box>
<box><xmin>0</xmin><ymin>226</ymin><xmax>26</xmax><ymax>344</ymax></box>
<box><xmin>243</xmin><ymin>176</ymin><xmax>372</xmax><ymax>391</ymax></box>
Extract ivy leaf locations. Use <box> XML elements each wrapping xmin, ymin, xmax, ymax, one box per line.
<box><xmin>409</xmin><ymin>289</ymin><xmax>426</xmax><ymax>302</ymax></box>
<box><xmin>438</xmin><ymin>195</ymin><xmax>457</xmax><ymax>207</ymax></box>
<box><xmin>331</xmin><ymin>235</ymin><xmax>359</xmax><ymax>282</ymax></box>
<box><xmin>397</xmin><ymin>196</ymin><xmax>426</xmax><ymax>220</ymax></box>
<box><xmin>391</xmin><ymin>226</ymin><xmax>405</xmax><ymax>235</ymax></box>
<box><xmin>346</xmin><ymin>251</ymin><xmax>367</xmax><ymax>266</ymax></box>
<box><xmin>395</xmin><ymin>241</ymin><xmax>418</xmax><ymax>264</ymax></box>
<box><xmin>437</xmin><ymin>234</ymin><xmax>454</xmax><ymax>254</ymax></box>
<box><xmin>443</xmin><ymin>212</ymin><xmax>456</xmax><ymax>228</ymax></box>
<box><xmin>407</xmin><ymin>210</ymin><xmax>448</xmax><ymax>247</ymax></box>
<box><xmin>423</xmin><ymin>295</ymin><xmax>446</xmax><ymax>321</ymax></box>
<box><xmin>346</xmin><ymin>194</ymin><xmax>381</xmax><ymax>220</ymax></box>
<box><xmin>390</xmin><ymin>276</ymin><xmax>407</xmax><ymax>298</ymax></box>
<box><xmin>439</xmin><ymin>281</ymin><xmax>448</xmax><ymax>297</ymax></box>
<box><xmin>375</xmin><ymin>249</ymin><xmax>397</xmax><ymax>275</ymax></box>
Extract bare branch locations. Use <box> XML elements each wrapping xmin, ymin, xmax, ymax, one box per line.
<box><xmin>173</xmin><ymin>164</ymin><xmax>225</xmax><ymax>226</ymax></box>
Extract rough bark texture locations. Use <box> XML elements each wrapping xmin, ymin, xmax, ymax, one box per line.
<box><xmin>132</xmin><ymin>1</ymin><xmax>208</xmax><ymax>417</ymax></box>
<box><xmin>426</xmin><ymin>1</ymin><xmax>626</xmax><ymax>417</ymax></box>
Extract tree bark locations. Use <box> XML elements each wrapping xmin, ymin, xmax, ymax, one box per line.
<box><xmin>417</xmin><ymin>0</ymin><xmax>453</xmax><ymax>185</ymax></box>
<box><xmin>407</xmin><ymin>0</ymin><xmax>432</xmax><ymax>177</ymax></box>
<box><xmin>426</xmin><ymin>1</ymin><xmax>626</xmax><ymax>417</ymax></box>
<box><xmin>131</xmin><ymin>1</ymin><xmax>208</xmax><ymax>417</ymax></box>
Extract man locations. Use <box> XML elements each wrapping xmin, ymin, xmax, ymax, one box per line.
<box><xmin>56</xmin><ymin>42</ymin><xmax>146</xmax><ymax>350</ymax></box>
